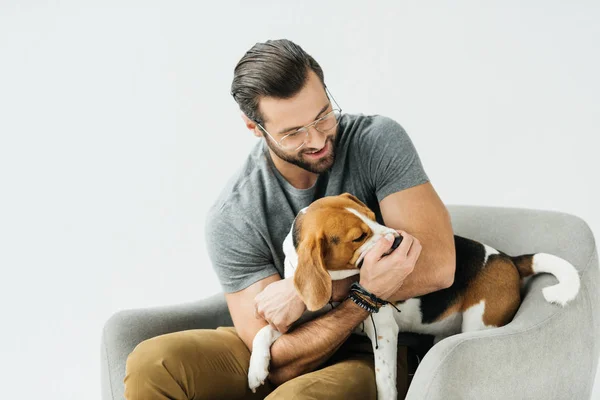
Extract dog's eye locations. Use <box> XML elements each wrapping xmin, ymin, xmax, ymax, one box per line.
<box><xmin>353</xmin><ymin>232</ymin><xmax>367</xmax><ymax>243</ymax></box>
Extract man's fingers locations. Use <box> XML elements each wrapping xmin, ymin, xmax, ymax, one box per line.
<box><xmin>396</xmin><ymin>231</ymin><xmax>414</xmax><ymax>255</ymax></box>
<box><xmin>377</xmin><ymin>234</ymin><xmax>395</xmax><ymax>252</ymax></box>
<box><xmin>407</xmin><ymin>238</ymin><xmax>422</xmax><ymax>261</ymax></box>
<box><xmin>254</xmin><ymin>303</ymin><xmax>263</xmax><ymax>319</ymax></box>
<box><xmin>385</xmin><ymin>232</ymin><xmax>420</xmax><ymax>270</ymax></box>
<box><xmin>270</xmin><ymin>322</ymin><xmax>288</xmax><ymax>334</ymax></box>
<box><xmin>364</xmin><ymin>236</ymin><xmax>392</xmax><ymax>264</ymax></box>
<box><xmin>398</xmin><ymin>234</ymin><xmax>421</xmax><ymax>270</ymax></box>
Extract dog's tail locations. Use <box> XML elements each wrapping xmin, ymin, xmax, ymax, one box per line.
<box><xmin>511</xmin><ymin>253</ymin><xmax>580</xmax><ymax>306</ymax></box>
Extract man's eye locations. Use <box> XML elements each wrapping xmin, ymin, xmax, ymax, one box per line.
<box><xmin>353</xmin><ymin>232</ymin><xmax>367</xmax><ymax>242</ymax></box>
<box><xmin>285</xmin><ymin>129</ymin><xmax>304</xmax><ymax>138</ymax></box>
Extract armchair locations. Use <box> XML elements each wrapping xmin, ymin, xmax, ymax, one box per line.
<box><xmin>101</xmin><ymin>205</ymin><xmax>599</xmax><ymax>399</ymax></box>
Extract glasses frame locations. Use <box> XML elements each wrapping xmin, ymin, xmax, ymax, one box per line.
<box><xmin>256</xmin><ymin>86</ymin><xmax>342</xmax><ymax>152</ymax></box>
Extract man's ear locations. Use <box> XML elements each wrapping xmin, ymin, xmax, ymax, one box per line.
<box><xmin>294</xmin><ymin>233</ymin><xmax>332</xmax><ymax>311</ymax></box>
<box><xmin>240</xmin><ymin>112</ymin><xmax>262</xmax><ymax>138</ymax></box>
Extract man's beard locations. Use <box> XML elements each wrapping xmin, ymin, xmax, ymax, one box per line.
<box><xmin>266</xmin><ymin>135</ymin><xmax>337</xmax><ymax>174</ymax></box>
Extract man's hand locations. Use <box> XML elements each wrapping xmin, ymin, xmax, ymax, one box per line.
<box><xmin>254</xmin><ymin>277</ymin><xmax>307</xmax><ymax>333</ymax></box>
<box><xmin>359</xmin><ymin>231</ymin><xmax>421</xmax><ymax>301</ymax></box>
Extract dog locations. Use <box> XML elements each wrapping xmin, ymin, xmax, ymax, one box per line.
<box><xmin>248</xmin><ymin>193</ymin><xmax>580</xmax><ymax>399</ymax></box>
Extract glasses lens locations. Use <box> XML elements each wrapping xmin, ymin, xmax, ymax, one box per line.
<box><xmin>280</xmin><ymin>129</ymin><xmax>308</xmax><ymax>150</ymax></box>
<box><xmin>279</xmin><ymin>110</ymin><xmax>341</xmax><ymax>151</ymax></box>
<box><xmin>315</xmin><ymin>110</ymin><xmax>341</xmax><ymax>133</ymax></box>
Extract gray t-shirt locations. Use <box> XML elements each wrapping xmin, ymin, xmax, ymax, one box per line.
<box><xmin>205</xmin><ymin>113</ymin><xmax>430</xmax><ymax>293</ymax></box>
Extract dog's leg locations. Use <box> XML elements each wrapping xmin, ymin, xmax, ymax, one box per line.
<box><xmin>248</xmin><ymin>325</ymin><xmax>282</xmax><ymax>392</ymax></box>
<box><xmin>363</xmin><ymin>306</ymin><xmax>399</xmax><ymax>400</ymax></box>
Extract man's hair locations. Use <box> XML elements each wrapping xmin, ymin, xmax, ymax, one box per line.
<box><xmin>230</xmin><ymin>39</ymin><xmax>325</xmax><ymax>126</ymax></box>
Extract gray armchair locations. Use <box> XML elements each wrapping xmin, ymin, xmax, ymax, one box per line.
<box><xmin>102</xmin><ymin>205</ymin><xmax>600</xmax><ymax>400</ymax></box>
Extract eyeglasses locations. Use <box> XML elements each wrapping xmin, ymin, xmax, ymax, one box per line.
<box><xmin>256</xmin><ymin>87</ymin><xmax>342</xmax><ymax>151</ymax></box>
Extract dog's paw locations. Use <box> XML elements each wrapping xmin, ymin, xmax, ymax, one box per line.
<box><xmin>247</xmin><ymin>350</ymin><xmax>270</xmax><ymax>392</ymax></box>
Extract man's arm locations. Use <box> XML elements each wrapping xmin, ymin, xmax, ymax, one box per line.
<box><xmin>225</xmin><ymin>275</ymin><xmax>369</xmax><ymax>386</ymax></box>
<box><xmin>379</xmin><ymin>181</ymin><xmax>456</xmax><ymax>301</ymax></box>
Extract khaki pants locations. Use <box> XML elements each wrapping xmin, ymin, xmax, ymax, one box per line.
<box><xmin>124</xmin><ymin>327</ymin><xmax>411</xmax><ymax>399</ymax></box>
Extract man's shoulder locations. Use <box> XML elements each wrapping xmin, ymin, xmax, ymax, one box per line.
<box><xmin>343</xmin><ymin>112</ymin><xmax>395</xmax><ymax>126</ymax></box>
<box><xmin>340</xmin><ymin>113</ymin><xmax>409</xmax><ymax>150</ymax></box>
<box><xmin>342</xmin><ymin>113</ymin><xmax>405</xmax><ymax>138</ymax></box>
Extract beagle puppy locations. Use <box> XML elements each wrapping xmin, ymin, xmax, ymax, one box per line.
<box><xmin>248</xmin><ymin>193</ymin><xmax>580</xmax><ymax>399</ymax></box>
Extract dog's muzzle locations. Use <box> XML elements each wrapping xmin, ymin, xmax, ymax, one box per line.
<box><xmin>357</xmin><ymin>235</ymin><xmax>403</xmax><ymax>269</ymax></box>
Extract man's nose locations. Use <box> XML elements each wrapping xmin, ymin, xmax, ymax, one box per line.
<box><xmin>305</xmin><ymin>125</ymin><xmax>327</xmax><ymax>149</ymax></box>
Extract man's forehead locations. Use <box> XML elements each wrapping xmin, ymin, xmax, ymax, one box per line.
<box><xmin>258</xmin><ymin>71</ymin><xmax>329</xmax><ymax>130</ymax></box>
<box><xmin>259</xmin><ymin>93</ymin><xmax>329</xmax><ymax>130</ymax></box>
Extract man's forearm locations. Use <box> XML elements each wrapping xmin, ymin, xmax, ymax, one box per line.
<box><xmin>388</xmin><ymin>231</ymin><xmax>456</xmax><ymax>302</ymax></box>
<box><xmin>267</xmin><ymin>299</ymin><xmax>369</xmax><ymax>385</ymax></box>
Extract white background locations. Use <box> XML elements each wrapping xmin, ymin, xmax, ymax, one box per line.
<box><xmin>1</xmin><ymin>1</ymin><xmax>598</xmax><ymax>398</ymax></box>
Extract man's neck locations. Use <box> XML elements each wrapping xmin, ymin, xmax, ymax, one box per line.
<box><xmin>268</xmin><ymin>149</ymin><xmax>319</xmax><ymax>190</ymax></box>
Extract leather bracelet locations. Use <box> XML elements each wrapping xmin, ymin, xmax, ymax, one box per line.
<box><xmin>347</xmin><ymin>282</ymin><xmax>404</xmax><ymax>320</ymax></box>
<box><xmin>348</xmin><ymin>282</ymin><xmax>386</xmax><ymax>313</ymax></box>
<box><xmin>348</xmin><ymin>291</ymin><xmax>380</xmax><ymax>313</ymax></box>
<box><xmin>350</xmin><ymin>282</ymin><xmax>387</xmax><ymax>305</ymax></box>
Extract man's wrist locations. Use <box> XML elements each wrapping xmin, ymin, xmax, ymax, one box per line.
<box><xmin>348</xmin><ymin>282</ymin><xmax>389</xmax><ymax>313</ymax></box>
<box><xmin>358</xmin><ymin>279</ymin><xmax>395</xmax><ymax>301</ymax></box>
<box><xmin>343</xmin><ymin>297</ymin><xmax>371</xmax><ymax>320</ymax></box>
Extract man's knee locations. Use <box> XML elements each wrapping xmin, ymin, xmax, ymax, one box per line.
<box><xmin>126</xmin><ymin>333</ymin><xmax>187</xmax><ymax>375</ymax></box>
<box><xmin>124</xmin><ymin>329</ymin><xmax>259</xmax><ymax>400</ymax></box>
<box><xmin>124</xmin><ymin>333</ymin><xmax>196</xmax><ymax>399</ymax></box>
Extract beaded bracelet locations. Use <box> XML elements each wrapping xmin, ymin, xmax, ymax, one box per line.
<box><xmin>348</xmin><ymin>282</ymin><xmax>387</xmax><ymax>313</ymax></box>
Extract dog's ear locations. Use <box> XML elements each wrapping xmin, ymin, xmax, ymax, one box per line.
<box><xmin>340</xmin><ymin>193</ymin><xmax>376</xmax><ymax>221</ymax></box>
<box><xmin>294</xmin><ymin>232</ymin><xmax>332</xmax><ymax>311</ymax></box>
<box><xmin>340</xmin><ymin>192</ymin><xmax>367</xmax><ymax>207</ymax></box>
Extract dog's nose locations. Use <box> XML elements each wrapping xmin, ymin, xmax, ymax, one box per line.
<box><xmin>357</xmin><ymin>258</ymin><xmax>364</xmax><ymax>269</ymax></box>
<box><xmin>391</xmin><ymin>234</ymin><xmax>403</xmax><ymax>250</ymax></box>
<box><xmin>382</xmin><ymin>234</ymin><xmax>403</xmax><ymax>257</ymax></box>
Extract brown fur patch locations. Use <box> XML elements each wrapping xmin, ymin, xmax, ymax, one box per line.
<box><xmin>512</xmin><ymin>255</ymin><xmax>535</xmax><ymax>278</ymax></box>
<box><xmin>461</xmin><ymin>256</ymin><xmax>522</xmax><ymax>327</ymax></box>
<box><xmin>433</xmin><ymin>298</ymin><xmax>463</xmax><ymax>322</ymax></box>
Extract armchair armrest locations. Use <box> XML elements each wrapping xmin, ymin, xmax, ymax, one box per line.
<box><xmin>406</xmin><ymin>205</ymin><xmax>600</xmax><ymax>400</ymax></box>
<box><xmin>101</xmin><ymin>292</ymin><xmax>232</xmax><ymax>400</ymax></box>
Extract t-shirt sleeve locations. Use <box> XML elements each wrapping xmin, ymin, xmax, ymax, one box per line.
<box><xmin>362</xmin><ymin>116</ymin><xmax>430</xmax><ymax>202</ymax></box>
<box><xmin>205</xmin><ymin>206</ymin><xmax>279</xmax><ymax>293</ymax></box>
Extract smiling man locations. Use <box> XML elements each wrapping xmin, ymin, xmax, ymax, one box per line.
<box><xmin>124</xmin><ymin>39</ymin><xmax>456</xmax><ymax>400</ymax></box>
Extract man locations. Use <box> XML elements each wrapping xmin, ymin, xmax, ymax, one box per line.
<box><xmin>124</xmin><ymin>39</ymin><xmax>455</xmax><ymax>400</ymax></box>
